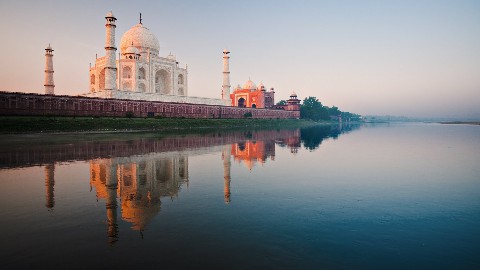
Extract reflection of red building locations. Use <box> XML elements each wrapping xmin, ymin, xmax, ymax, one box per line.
<box><xmin>231</xmin><ymin>140</ymin><xmax>275</xmax><ymax>170</ymax></box>
<box><xmin>230</xmin><ymin>79</ymin><xmax>275</xmax><ymax>108</ymax></box>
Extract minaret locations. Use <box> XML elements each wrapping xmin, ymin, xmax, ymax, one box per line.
<box><xmin>44</xmin><ymin>44</ymin><xmax>54</xmax><ymax>95</ymax></box>
<box><xmin>222</xmin><ymin>49</ymin><xmax>231</xmax><ymax>100</ymax></box>
<box><xmin>44</xmin><ymin>163</ymin><xmax>55</xmax><ymax>209</ymax></box>
<box><xmin>104</xmin><ymin>11</ymin><xmax>117</xmax><ymax>90</ymax></box>
<box><xmin>222</xmin><ymin>145</ymin><xmax>232</xmax><ymax>203</ymax></box>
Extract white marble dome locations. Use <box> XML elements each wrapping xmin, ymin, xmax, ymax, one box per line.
<box><xmin>120</xmin><ymin>23</ymin><xmax>160</xmax><ymax>55</ymax></box>
<box><xmin>243</xmin><ymin>79</ymin><xmax>257</xmax><ymax>90</ymax></box>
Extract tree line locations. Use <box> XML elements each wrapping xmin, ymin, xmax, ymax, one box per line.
<box><xmin>277</xmin><ymin>96</ymin><xmax>361</xmax><ymax>121</ymax></box>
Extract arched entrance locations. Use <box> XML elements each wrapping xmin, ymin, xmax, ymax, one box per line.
<box><xmin>155</xmin><ymin>69</ymin><xmax>171</xmax><ymax>94</ymax></box>
<box><xmin>238</xmin><ymin>98</ymin><xmax>245</xmax><ymax>107</ymax></box>
<box><xmin>252</xmin><ymin>104</ymin><xmax>256</xmax><ymax>108</ymax></box>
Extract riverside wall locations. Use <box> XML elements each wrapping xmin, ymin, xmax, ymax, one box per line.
<box><xmin>0</xmin><ymin>91</ymin><xmax>300</xmax><ymax>119</ymax></box>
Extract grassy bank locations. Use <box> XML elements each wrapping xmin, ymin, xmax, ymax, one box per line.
<box><xmin>0</xmin><ymin>116</ymin><xmax>328</xmax><ymax>134</ymax></box>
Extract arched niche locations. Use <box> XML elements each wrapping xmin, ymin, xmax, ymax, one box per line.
<box><xmin>138</xmin><ymin>83</ymin><xmax>146</xmax><ymax>92</ymax></box>
<box><xmin>99</xmin><ymin>69</ymin><xmax>105</xmax><ymax>90</ymax></box>
<box><xmin>138</xmin><ymin>67</ymin><xmax>146</xmax><ymax>80</ymax></box>
<box><xmin>123</xmin><ymin>66</ymin><xmax>132</xmax><ymax>79</ymax></box>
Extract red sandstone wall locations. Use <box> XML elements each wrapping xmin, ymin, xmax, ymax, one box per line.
<box><xmin>0</xmin><ymin>92</ymin><xmax>300</xmax><ymax>119</ymax></box>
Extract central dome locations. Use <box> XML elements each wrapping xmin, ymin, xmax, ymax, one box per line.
<box><xmin>120</xmin><ymin>23</ymin><xmax>160</xmax><ymax>55</ymax></box>
<box><xmin>243</xmin><ymin>79</ymin><xmax>257</xmax><ymax>91</ymax></box>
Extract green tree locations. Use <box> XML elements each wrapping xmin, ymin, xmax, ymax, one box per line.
<box><xmin>300</xmin><ymin>96</ymin><xmax>329</xmax><ymax>120</ymax></box>
<box><xmin>276</xmin><ymin>100</ymin><xmax>287</xmax><ymax>106</ymax></box>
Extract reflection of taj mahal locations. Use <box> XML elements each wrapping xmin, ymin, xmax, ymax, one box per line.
<box><xmin>38</xmin><ymin>129</ymin><xmax>302</xmax><ymax>245</ymax></box>
<box><xmin>89</xmin><ymin>154</ymin><xmax>189</xmax><ymax>243</ymax></box>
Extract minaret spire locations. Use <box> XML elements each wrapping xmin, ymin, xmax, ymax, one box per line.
<box><xmin>139</xmin><ymin>13</ymin><xmax>142</xmax><ymax>24</ymax></box>
<box><xmin>222</xmin><ymin>49</ymin><xmax>231</xmax><ymax>101</ymax></box>
<box><xmin>44</xmin><ymin>44</ymin><xmax>55</xmax><ymax>95</ymax></box>
<box><xmin>104</xmin><ymin>11</ymin><xmax>117</xmax><ymax>91</ymax></box>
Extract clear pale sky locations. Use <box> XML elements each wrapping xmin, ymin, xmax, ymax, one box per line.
<box><xmin>0</xmin><ymin>0</ymin><xmax>479</xmax><ymax>119</ymax></box>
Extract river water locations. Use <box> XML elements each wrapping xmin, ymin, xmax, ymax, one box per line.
<box><xmin>0</xmin><ymin>123</ymin><xmax>479</xmax><ymax>269</ymax></box>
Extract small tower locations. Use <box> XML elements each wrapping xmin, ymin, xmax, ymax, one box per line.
<box><xmin>286</xmin><ymin>91</ymin><xmax>301</xmax><ymax>111</ymax></box>
<box><xmin>222</xmin><ymin>49</ymin><xmax>231</xmax><ymax>100</ymax></box>
<box><xmin>104</xmin><ymin>11</ymin><xmax>117</xmax><ymax>90</ymax></box>
<box><xmin>44</xmin><ymin>44</ymin><xmax>54</xmax><ymax>95</ymax></box>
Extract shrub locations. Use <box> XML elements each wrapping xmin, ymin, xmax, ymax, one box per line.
<box><xmin>243</xmin><ymin>112</ymin><xmax>253</xmax><ymax>118</ymax></box>
<box><xmin>125</xmin><ymin>111</ymin><xmax>135</xmax><ymax>118</ymax></box>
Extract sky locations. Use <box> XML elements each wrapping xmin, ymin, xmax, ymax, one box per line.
<box><xmin>0</xmin><ymin>0</ymin><xmax>479</xmax><ymax>119</ymax></box>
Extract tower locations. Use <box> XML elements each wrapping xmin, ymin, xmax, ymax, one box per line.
<box><xmin>44</xmin><ymin>44</ymin><xmax>54</xmax><ymax>95</ymax></box>
<box><xmin>222</xmin><ymin>49</ymin><xmax>231</xmax><ymax>100</ymax></box>
<box><xmin>104</xmin><ymin>11</ymin><xmax>117</xmax><ymax>90</ymax></box>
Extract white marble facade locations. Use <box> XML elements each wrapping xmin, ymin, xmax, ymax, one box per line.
<box><xmin>86</xmin><ymin>12</ymin><xmax>228</xmax><ymax>106</ymax></box>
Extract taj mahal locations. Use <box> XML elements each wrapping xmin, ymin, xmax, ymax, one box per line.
<box><xmin>0</xmin><ymin>11</ymin><xmax>301</xmax><ymax>118</ymax></box>
<box><xmin>84</xmin><ymin>11</ymin><xmax>229</xmax><ymax>106</ymax></box>
<box><xmin>81</xmin><ymin>11</ymin><xmax>298</xmax><ymax>109</ymax></box>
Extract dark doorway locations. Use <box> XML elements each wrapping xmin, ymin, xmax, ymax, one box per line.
<box><xmin>238</xmin><ymin>98</ymin><xmax>245</xmax><ymax>107</ymax></box>
<box><xmin>252</xmin><ymin>104</ymin><xmax>256</xmax><ymax>108</ymax></box>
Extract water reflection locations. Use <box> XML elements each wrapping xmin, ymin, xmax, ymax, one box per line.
<box><xmin>89</xmin><ymin>155</ymin><xmax>189</xmax><ymax>244</ymax></box>
<box><xmin>300</xmin><ymin>123</ymin><xmax>360</xmax><ymax>150</ymax></box>
<box><xmin>44</xmin><ymin>163</ymin><xmax>55</xmax><ymax>210</ymax></box>
<box><xmin>1</xmin><ymin>124</ymin><xmax>359</xmax><ymax>245</ymax></box>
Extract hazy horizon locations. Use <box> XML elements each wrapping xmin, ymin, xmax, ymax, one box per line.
<box><xmin>0</xmin><ymin>0</ymin><xmax>479</xmax><ymax>119</ymax></box>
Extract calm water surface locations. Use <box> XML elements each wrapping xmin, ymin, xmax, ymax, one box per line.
<box><xmin>0</xmin><ymin>123</ymin><xmax>479</xmax><ymax>269</ymax></box>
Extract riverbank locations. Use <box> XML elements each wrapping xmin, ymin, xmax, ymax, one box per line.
<box><xmin>440</xmin><ymin>121</ymin><xmax>480</xmax><ymax>126</ymax></box>
<box><xmin>0</xmin><ymin>116</ymin><xmax>329</xmax><ymax>134</ymax></box>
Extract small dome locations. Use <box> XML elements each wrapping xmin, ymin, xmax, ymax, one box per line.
<box><xmin>243</xmin><ymin>79</ymin><xmax>257</xmax><ymax>90</ymax></box>
<box><xmin>257</xmin><ymin>82</ymin><xmax>265</xmax><ymax>91</ymax></box>
<box><xmin>290</xmin><ymin>91</ymin><xmax>297</xmax><ymax>97</ymax></box>
<box><xmin>124</xmin><ymin>45</ymin><xmax>139</xmax><ymax>55</ymax></box>
<box><xmin>120</xmin><ymin>23</ymin><xmax>160</xmax><ymax>55</ymax></box>
<box><xmin>46</xmin><ymin>43</ymin><xmax>53</xmax><ymax>51</ymax></box>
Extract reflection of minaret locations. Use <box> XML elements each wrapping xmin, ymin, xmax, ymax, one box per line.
<box><xmin>105</xmin><ymin>164</ymin><xmax>118</xmax><ymax>245</ymax></box>
<box><xmin>44</xmin><ymin>163</ymin><xmax>55</xmax><ymax>209</ymax></box>
<box><xmin>222</xmin><ymin>145</ymin><xmax>231</xmax><ymax>203</ymax></box>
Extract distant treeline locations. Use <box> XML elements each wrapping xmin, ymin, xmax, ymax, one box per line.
<box><xmin>278</xmin><ymin>96</ymin><xmax>361</xmax><ymax>121</ymax></box>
